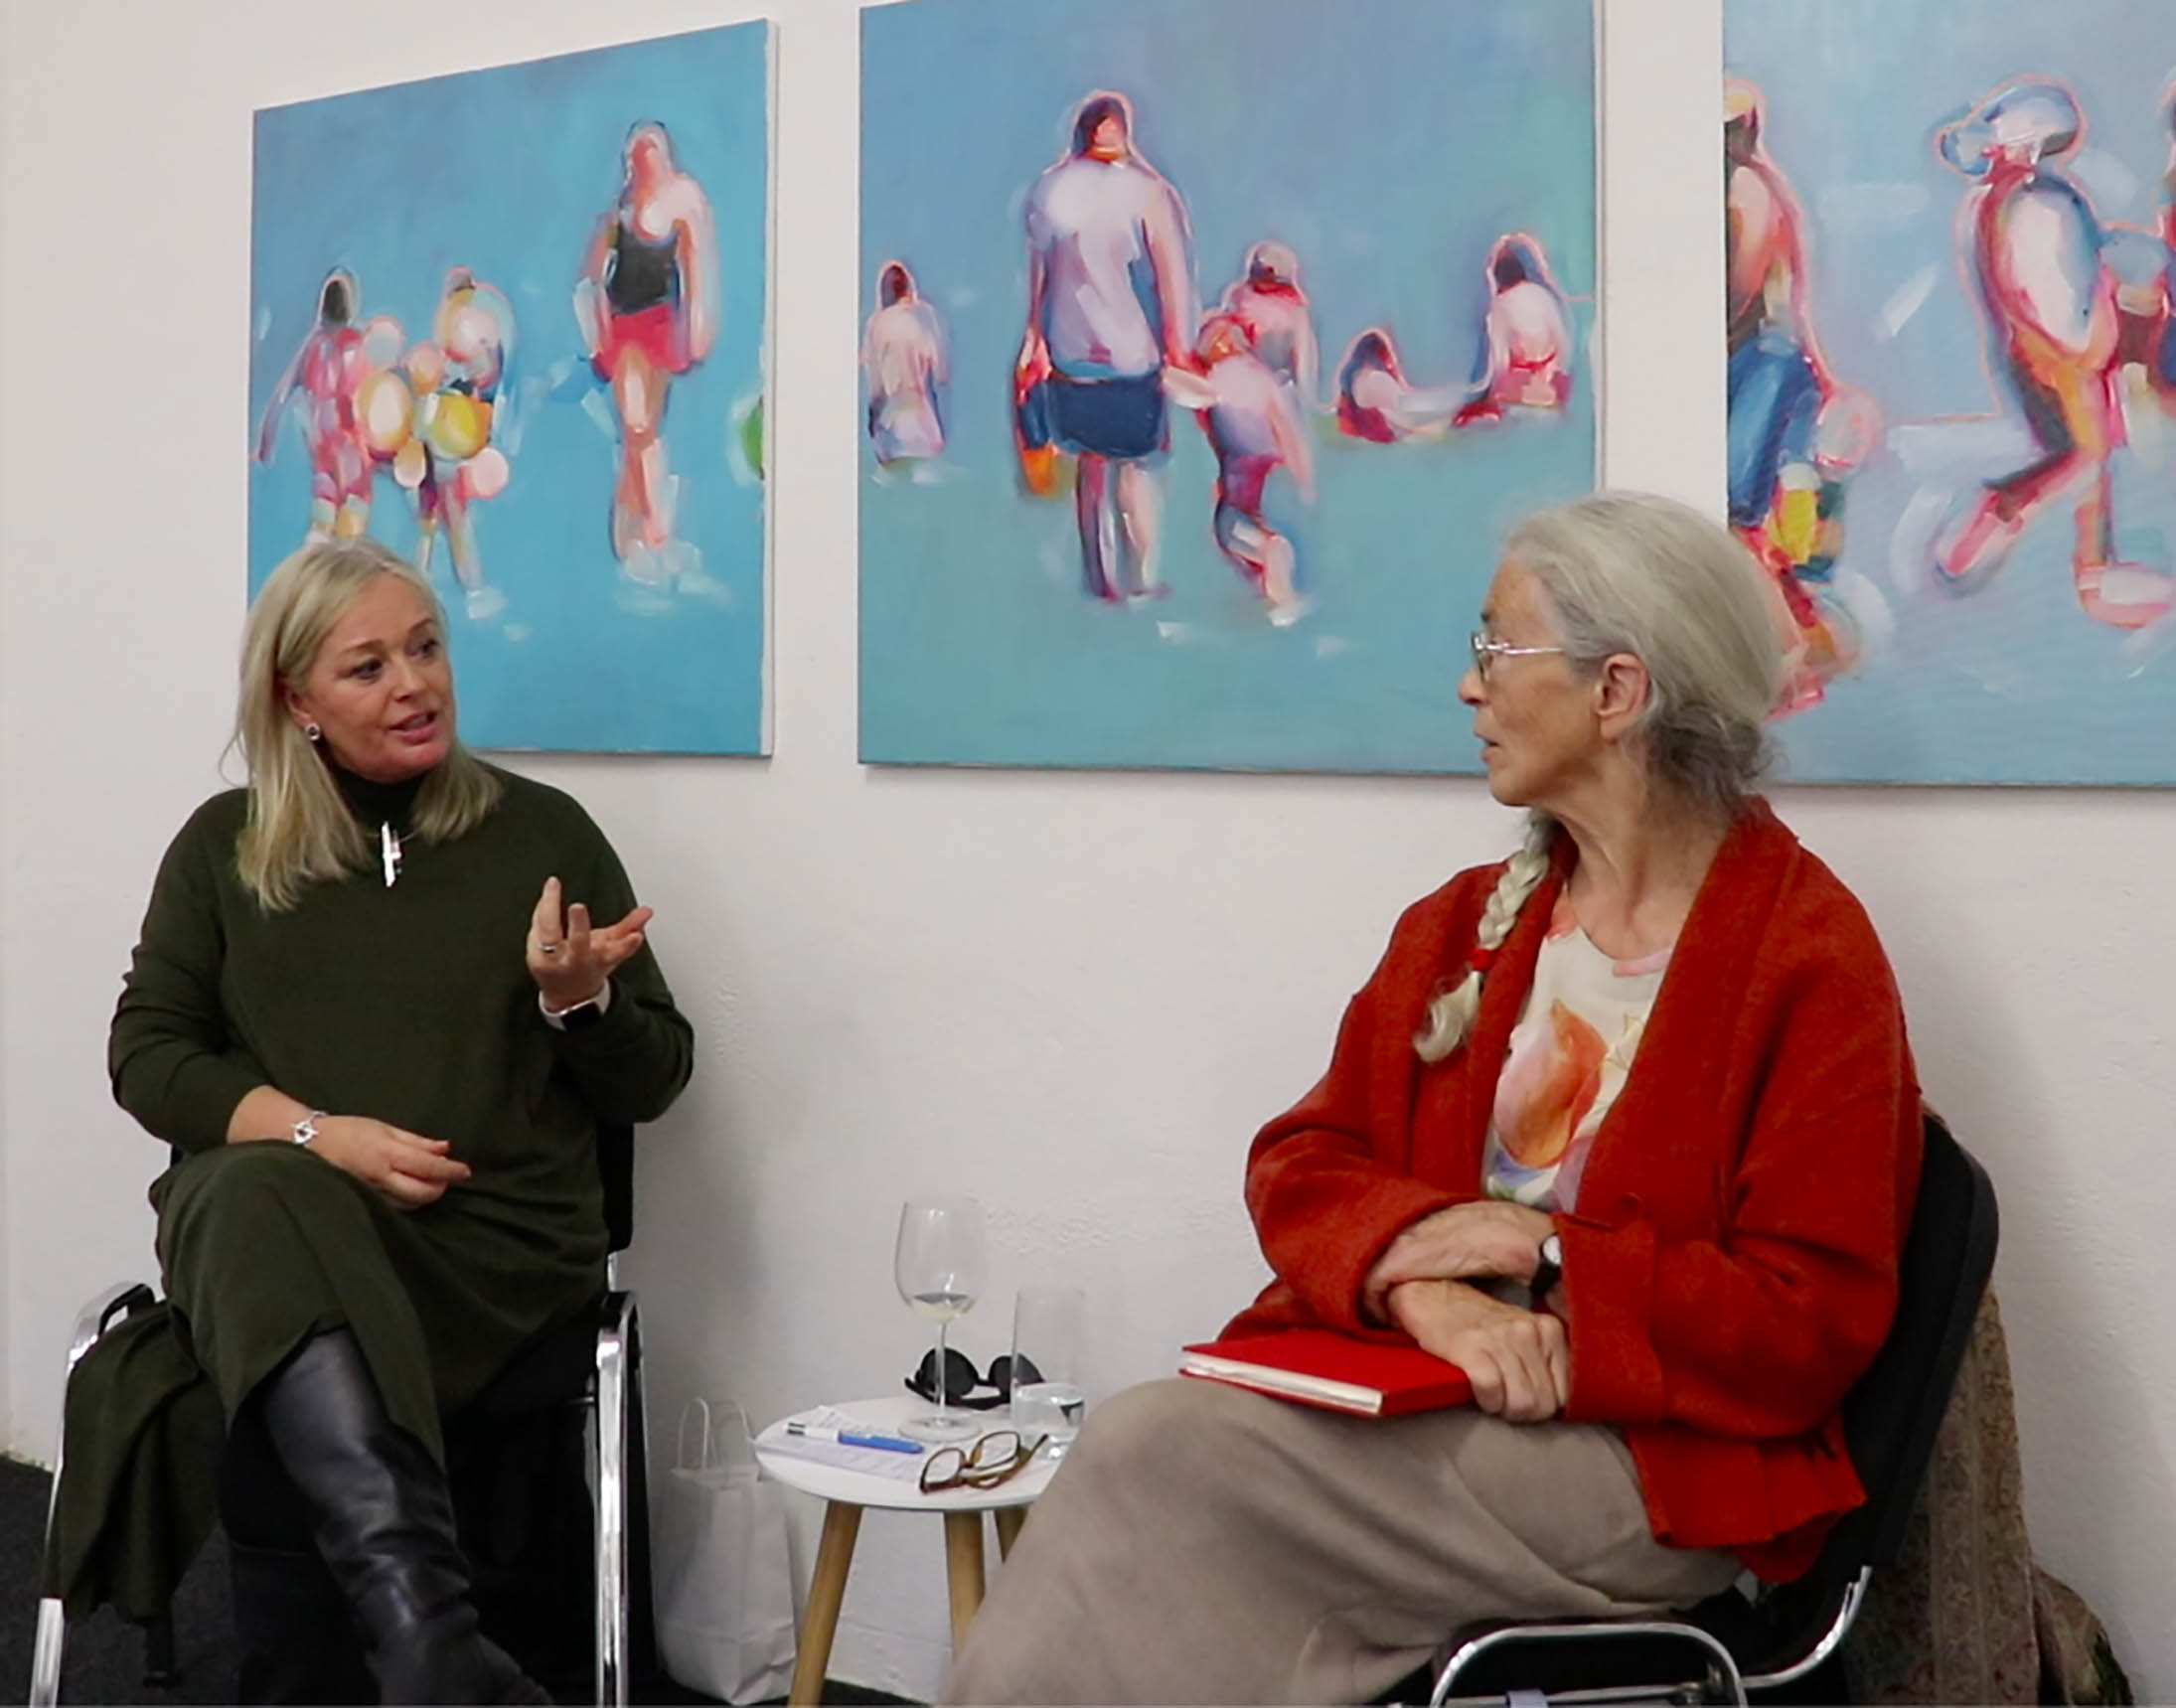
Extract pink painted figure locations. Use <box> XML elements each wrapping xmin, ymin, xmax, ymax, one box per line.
<box><xmin>1453</xmin><ymin>233</ymin><xmax>1574</xmax><ymax>427</ymax></box>
<box><xmin>1165</xmin><ymin>314</ymin><xmax>1317</xmax><ymax>625</ymax></box>
<box><xmin>1219</xmin><ymin>240</ymin><xmax>1320</xmax><ymax>409</ymax></box>
<box><xmin>576</xmin><ymin>122</ymin><xmax>718</xmax><ymax>567</ymax></box>
<box><xmin>1934</xmin><ymin>78</ymin><xmax>2175</xmax><ymax>629</ymax></box>
<box><xmin>1334</xmin><ymin>327</ymin><xmax>1460</xmax><ymax>442</ymax></box>
<box><xmin>1724</xmin><ymin>78</ymin><xmax>1881</xmax><ymax>710</ymax></box>
<box><xmin>1017</xmin><ymin>91</ymin><xmax>1199</xmax><ymax>602</ymax></box>
<box><xmin>863</xmin><ymin>260</ymin><xmax>949</xmax><ymax>465</ymax></box>
<box><xmin>406</xmin><ymin>268</ymin><xmax>515</xmax><ymax>620</ymax></box>
<box><xmin>255</xmin><ymin>269</ymin><xmax>377</xmax><ymax>543</ymax></box>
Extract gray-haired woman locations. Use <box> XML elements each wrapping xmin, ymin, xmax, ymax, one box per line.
<box><xmin>946</xmin><ymin>493</ymin><xmax>1924</xmax><ymax>1705</ymax></box>
<box><xmin>102</xmin><ymin>538</ymin><xmax>693</xmax><ymax>1702</ymax></box>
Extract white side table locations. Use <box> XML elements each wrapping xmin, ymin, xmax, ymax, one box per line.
<box><xmin>755</xmin><ymin>1394</ymin><xmax>1059</xmax><ymax>1707</ymax></box>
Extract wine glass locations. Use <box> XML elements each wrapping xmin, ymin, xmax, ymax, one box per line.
<box><xmin>894</xmin><ymin>1196</ymin><xmax>987</xmax><ymax>1443</ymax></box>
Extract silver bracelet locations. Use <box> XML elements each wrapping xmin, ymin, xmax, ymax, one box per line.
<box><xmin>292</xmin><ymin>1109</ymin><xmax>327</xmax><ymax>1147</ymax></box>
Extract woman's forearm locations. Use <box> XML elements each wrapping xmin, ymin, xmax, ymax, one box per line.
<box><xmin>226</xmin><ymin>1083</ymin><xmax>316</xmax><ymax>1145</ymax></box>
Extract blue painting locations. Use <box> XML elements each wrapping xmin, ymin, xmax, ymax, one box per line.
<box><xmin>1729</xmin><ymin>0</ymin><xmax>2176</xmax><ymax>784</ymax></box>
<box><xmin>250</xmin><ymin>24</ymin><xmax>771</xmax><ymax>755</ymax></box>
<box><xmin>858</xmin><ymin>0</ymin><xmax>1597</xmax><ymax>772</ymax></box>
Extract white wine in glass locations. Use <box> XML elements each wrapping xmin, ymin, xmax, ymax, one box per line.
<box><xmin>895</xmin><ymin>1196</ymin><xmax>987</xmax><ymax>1443</ymax></box>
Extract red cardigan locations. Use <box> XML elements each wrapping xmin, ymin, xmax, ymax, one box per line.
<box><xmin>1224</xmin><ymin>802</ymin><xmax>1923</xmax><ymax>1581</ymax></box>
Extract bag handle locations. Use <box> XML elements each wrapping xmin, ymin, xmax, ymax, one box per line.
<box><xmin>677</xmin><ymin>1398</ymin><xmax>713</xmax><ymax>1474</ymax></box>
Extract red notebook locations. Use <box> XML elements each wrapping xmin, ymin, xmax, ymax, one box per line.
<box><xmin>1179</xmin><ymin>1328</ymin><xmax>1473</xmax><ymax>1417</ymax></box>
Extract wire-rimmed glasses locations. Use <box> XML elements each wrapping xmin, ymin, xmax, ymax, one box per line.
<box><xmin>1470</xmin><ymin>631</ymin><xmax>1568</xmax><ymax>679</ymax></box>
<box><xmin>917</xmin><ymin>1428</ymin><xmax>1049</xmax><ymax>1495</ymax></box>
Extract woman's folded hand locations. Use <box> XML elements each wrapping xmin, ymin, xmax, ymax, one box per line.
<box><xmin>1387</xmin><ymin>1277</ymin><xmax>1568</xmax><ymax>1423</ymax></box>
<box><xmin>1363</xmin><ymin>1199</ymin><xmax>1555</xmax><ymax>1319</ymax></box>
<box><xmin>308</xmin><ymin>1117</ymin><xmax>473</xmax><ymax>1211</ymax></box>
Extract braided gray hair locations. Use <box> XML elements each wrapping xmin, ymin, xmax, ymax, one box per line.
<box><xmin>1414</xmin><ymin>815</ymin><xmax>1556</xmax><ymax>1062</ymax></box>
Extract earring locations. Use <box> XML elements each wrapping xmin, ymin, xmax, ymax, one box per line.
<box><xmin>303</xmin><ymin>722</ymin><xmax>322</xmax><ymax>742</ymax></box>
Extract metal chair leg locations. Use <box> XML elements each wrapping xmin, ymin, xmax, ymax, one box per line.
<box><xmin>29</xmin><ymin>1282</ymin><xmax>158</xmax><ymax>1708</ymax></box>
<box><xmin>595</xmin><ymin>1293</ymin><xmax>638</xmax><ymax>1707</ymax></box>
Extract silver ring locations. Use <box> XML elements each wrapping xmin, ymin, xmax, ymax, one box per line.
<box><xmin>540</xmin><ymin>943</ymin><xmax>561</xmax><ymax>955</ymax></box>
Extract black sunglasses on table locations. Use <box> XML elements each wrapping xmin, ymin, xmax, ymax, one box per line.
<box><xmin>904</xmin><ymin>1347</ymin><xmax>1045</xmax><ymax>1410</ymax></box>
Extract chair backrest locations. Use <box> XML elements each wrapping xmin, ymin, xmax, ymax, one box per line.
<box><xmin>1830</xmin><ymin>1111</ymin><xmax>1998</xmax><ymax>1573</ymax></box>
<box><xmin>598</xmin><ymin>1123</ymin><xmax>635</xmax><ymax>1256</ymax></box>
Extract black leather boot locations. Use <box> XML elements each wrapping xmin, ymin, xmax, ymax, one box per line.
<box><xmin>254</xmin><ymin>1329</ymin><xmax>551</xmax><ymax>1705</ymax></box>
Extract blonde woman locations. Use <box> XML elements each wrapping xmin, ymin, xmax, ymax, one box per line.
<box><xmin>105</xmin><ymin>538</ymin><xmax>692</xmax><ymax>1703</ymax></box>
<box><xmin>947</xmin><ymin>494</ymin><xmax>1924</xmax><ymax>1705</ymax></box>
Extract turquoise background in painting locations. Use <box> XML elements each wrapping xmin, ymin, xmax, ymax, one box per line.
<box><xmin>250</xmin><ymin>23</ymin><xmax>770</xmax><ymax>755</ymax></box>
<box><xmin>1731</xmin><ymin>0</ymin><xmax>2176</xmax><ymax>785</ymax></box>
<box><xmin>858</xmin><ymin>0</ymin><xmax>1597</xmax><ymax>773</ymax></box>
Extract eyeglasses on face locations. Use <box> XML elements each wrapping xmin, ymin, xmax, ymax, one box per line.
<box><xmin>918</xmin><ymin>1428</ymin><xmax>1049</xmax><ymax>1494</ymax></box>
<box><xmin>1470</xmin><ymin>631</ymin><xmax>1568</xmax><ymax>679</ymax></box>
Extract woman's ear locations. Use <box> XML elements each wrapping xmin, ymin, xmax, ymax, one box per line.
<box><xmin>1591</xmin><ymin>653</ymin><xmax>1651</xmax><ymax>740</ymax></box>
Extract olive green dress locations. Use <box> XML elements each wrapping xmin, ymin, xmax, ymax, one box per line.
<box><xmin>55</xmin><ymin>762</ymin><xmax>692</xmax><ymax>1616</ymax></box>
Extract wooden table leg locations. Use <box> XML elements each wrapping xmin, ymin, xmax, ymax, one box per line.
<box><xmin>790</xmin><ymin>1500</ymin><xmax>863</xmax><ymax>1707</ymax></box>
<box><xmin>993</xmin><ymin>1505</ymin><xmax>1026</xmax><ymax>1560</ymax></box>
<box><xmin>942</xmin><ymin>1509</ymin><xmax>988</xmax><ymax>1650</ymax></box>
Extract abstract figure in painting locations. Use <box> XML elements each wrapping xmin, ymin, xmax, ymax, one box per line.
<box><xmin>1933</xmin><ymin>78</ymin><xmax>2176</xmax><ymax>629</ymax></box>
<box><xmin>577</xmin><ymin>121</ymin><xmax>718</xmax><ymax>575</ymax></box>
<box><xmin>407</xmin><ymin>268</ymin><xmax>516</xmax><ymax>619</ymax></box>
<box><xmin>255</xmin><ymin>269</ymin><xmax>380</xmax><ymax>544</ymax></box>
<box><xmin>1165</xmin><ymin>314</ymin><xmax>1317</xmax><ymax>625</ymax></box>
<box><xmin>1016</xmin><ymin>91</ymin><xmax>1199</xmax><ymax>602</ymax></box>
<box><xmin>1725</xmin><ymin>78</ymin><xmax>1882</xmax><ymax>711</ymax></box>
<box><xmin>863</xmin><ymin>260</ymin><xmax>950</xmax><ymax>466</ymax></box>
<box><xmin>1218</xmin><ymin>240</ymin><xmax>1321</xmax><ymax>411</ymax></box>
<box><xmin>1335</xmin><ymin>326</ymin><xmax>1457</xmax><ymax>443</ymax></box>
<box><xmin>1453</xmin><ymin>233</ymin><xmax>1576</xmax><ymax>427</ymax></box>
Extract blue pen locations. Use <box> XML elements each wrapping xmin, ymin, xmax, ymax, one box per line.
<box><xmin>786</xmin><ymin>1421</ymin><xmax>924</xmax><ymax>1455</ymax></box>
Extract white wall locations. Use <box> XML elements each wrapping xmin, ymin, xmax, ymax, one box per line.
<box><xmin>4</xmin><ymin>0</ymin><xmax>2172</xmax><ymax>1699</ymax></box>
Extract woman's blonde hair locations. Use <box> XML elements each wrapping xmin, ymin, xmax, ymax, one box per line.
<box><xmin>1414</xmin><ymin>492</ymin><xmax>1786</xmax><ymax>1063</ymax></box>
<box><xmin>234</xmin><ymin>540</ymin><xmax>502</xmax><ymax>911</ymax></box>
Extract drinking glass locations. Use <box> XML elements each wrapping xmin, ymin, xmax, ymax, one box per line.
<box><xmin>1009</xmin><ymin>1286</ymin><xmax>1086</xmax><ymax>1458</ymax></box>
<box><xmin>894</xmin><ymin>1196</ymin><xmax>987</xmax><ymax>1443</ymax></box>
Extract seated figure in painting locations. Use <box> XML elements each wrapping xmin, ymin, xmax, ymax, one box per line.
<box><xmin>1453</xmin><ymin>233</ymin><xmax>1576</xmax><ymax>426</ymax></box>
<box><xmin>944</xmin><ymin>494</ymin><xmax>1923</xmax><ymax>1706</ymax></box>
<box><xmin>98</xmin><ymin>538</ymin><xmax>693</xmax><ymax>1703</ymax></box>
<box><xmin>1334</xmin><ymin>326</ymin><xmax>1461</xmax><ymax>443</ymax></box>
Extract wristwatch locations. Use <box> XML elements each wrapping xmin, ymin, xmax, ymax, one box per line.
<box><xmin>1529</xmin><ymin>1232</ymin><xmax>1564</xmax><ymax>1311</ymax></box>
<box><xmin>291</xmin><ymin>1109</ymin><xmax>326</xmax><ymax>1148</ymax></box>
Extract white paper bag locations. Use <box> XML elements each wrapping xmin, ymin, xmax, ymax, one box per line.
<box><xmin>654</xmin><ymin>1399</ymin><xmax>799</xmax><ymax>1704</ymax></box>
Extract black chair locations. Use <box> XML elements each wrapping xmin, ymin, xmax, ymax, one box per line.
<box><xmin>1422</xmin><ymin>1111</ymin><xmax>1999</xmax><ymax>1707</ymax></box>
<box><xmin>30</xmin><ymin>1122</ymin><xmax>654</xmax><ymax>1707</ymax></box>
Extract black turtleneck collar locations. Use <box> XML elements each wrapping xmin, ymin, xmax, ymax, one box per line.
<box><xmin>327</xmin><ymin>757</ymin><xmax>427</xmax><ymax>831</ymax></box>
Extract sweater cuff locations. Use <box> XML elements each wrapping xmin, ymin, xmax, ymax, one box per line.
<box><xmin>1559</xmin><ymin>1209</ymin><xmax>1665</xmax><ymax>1424</ymax></box>
<box><xmin>1302</xmin><ymin>1178</ymin><xmax>1470</xmax><ymax>1333</ymax></box>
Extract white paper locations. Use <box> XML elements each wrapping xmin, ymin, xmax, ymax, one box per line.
<box><xmin>759</xmin><ymin>1407</ymin><xmax>928</xmax><ymax>1481</ymax></box>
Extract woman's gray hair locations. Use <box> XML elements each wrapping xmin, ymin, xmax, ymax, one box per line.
<box><xmin>1505</xmin><ymin>491</ymin><xmax>1785</xmax><ymax>818</ymax></box>
<box><xmin>1414</xmin><ymin>493</ymin><xmax>1784</xmax><ymax>1063</ymax></box>
<box><xmin>233</xmin><ymin>539</ymin><xmax>501</xmax><ymax>911</ymax></box>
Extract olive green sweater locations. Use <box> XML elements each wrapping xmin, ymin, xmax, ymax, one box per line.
<box><xmin>110</xmin><ymin>763</ymin><xmax>693</xmax><ymax>1277</ymax></box>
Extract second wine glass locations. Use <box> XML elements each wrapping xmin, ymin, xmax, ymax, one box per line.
<box><xmin>894</xmin><ymin>1195</ymin><xmax>987</xmax><ymax>1443</ymax></box>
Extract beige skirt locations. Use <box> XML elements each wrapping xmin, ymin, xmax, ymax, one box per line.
<box><xmin>944</xmin><ymin>1376</ymin><xmax>1739</xmax><ymax>1706</ymax></box>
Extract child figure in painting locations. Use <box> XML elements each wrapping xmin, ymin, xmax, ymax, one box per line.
<box><xmin>1724</xmin><ymin>78</ymin><xmax>1880</xmax><ymax>709</ymax></box>
<box><xmin>1453</xmin><ymin>233</ymin><xmax>1575</xmax><ymax>427</ymax></box>
<box><xmin>1934</xmin><ymin>77</ymin><xmax>2176</xmax><ymax>630</ymax></box>
<box><xmin>1166</xmin><ymin>314</ymin><xmax>1316</xmax><ymax>626</ymax></box>
<box><xmin>577</xmin><ymin>121</ymin><xmax>718</xmax><ymax>576</ymax></box>
<box><xmin>863</xmin><ymin>260</ymin><xmax>949</xmax><ymax>467</ymax></box>
<box><xmin>407</xmin><ymin>268</ymin><xmax>516</xmax><ymax>620</ymax></box>
<box><xmin>1335</xmin><ymin>327</ymin><xmax>1459</xmax><ymax>443</ymax></box>
<box><xmin>1219</xmin><ymin>240</ymin><xmax>1321</xmax><ymax>411</ymax></box>
<box><xmin>255</xmin><ymin>269</ymin><xmax>378</xmax><ymax>545</ymax></box>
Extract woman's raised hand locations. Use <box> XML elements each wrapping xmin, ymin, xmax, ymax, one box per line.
<box><xmin>308</xmin><ymin>1117</ymin><xmax>472</xmax><ymax>1211</ymax></box>
<box><xmin>527</xmin><ymin>875</ymin><xmax>653</xmax><ymax>1011</ymax></box>
<box><xmin>1388</xmin><ymin>1278</ymin><xmax>1569</xmax><ymax>1423</ymax></box>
